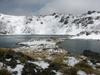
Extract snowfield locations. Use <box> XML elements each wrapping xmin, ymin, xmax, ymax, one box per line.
<box><xmin>72</xmin><ymin>34</ymin><xmax>100</xmax><ymax>40</ymax></box>
<box><xmin>0</xmin><ymin>11</ymin><xmax>100</xmax><ymax>39</ymax></box>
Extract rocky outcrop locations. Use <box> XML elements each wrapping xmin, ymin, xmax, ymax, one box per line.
<box><xmin>22</xmin><ymin>63</ymin><xmax>55</xmax><ymax>75</ymax></box>
<box><xmin>5</xmin><ymin>52</ymin><xmax>33</xmax><ymax>60</ymax></box>
<box><xmin>83</xmin><ymin>50</ymin><xmax>100</xmax><ymax>60</ymax></box>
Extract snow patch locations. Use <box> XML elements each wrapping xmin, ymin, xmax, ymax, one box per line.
<box><xmin>63</xmin><ymin>57</ymin><xmax>80</xmax><ymax>66</ymax></box>
<box><xmin>21</xmin><ymin>40</ymin><xmax>55</xmax><ymax>45</ymax></box>
<box><xmin>77</xmin><ymin>70</ymin><xmax>87</xmax><ymax>75</ymax></box>
<box><xmin>32</xmin><ymin>61</ymin><xmax>49</xmax><ymax>69</ymax></box>
<box><xmin>7</xmin><ymin>64</ymin><xmax>24</xmax><ymax>75</ymax></box>
<box><xmin>72</xmin><ymin>34</ymin><xmax>100</xmax><ymax>40</ymax></box>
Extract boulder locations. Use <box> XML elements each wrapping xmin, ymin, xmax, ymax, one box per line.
<box><xmin>22</xmin><ymin>63</ymin><xmax>36</xmax><ymax>75</ymax></box>
<box><xmin>90</xmin><ymin>60</ymin><xmax>96</xmax><ymax>64</ymax></box>
<box><xmin>83</xmin><ymin>50</ymin><xmax>100</xmax><ymax>60</ymax></box>
<box><xmin>5</xmin><ymin>52</ymin><xmax>33</xmax><ymax>60</ymax></box>
<box><xmin>5</xmin><ymin>59</ymin><xmax>17</xmax><ymax>68</ymax></box>
<box><xmin>49</xmin><ymin>63</ymin><xmax>61</xmax><ymax>70</ymax></box>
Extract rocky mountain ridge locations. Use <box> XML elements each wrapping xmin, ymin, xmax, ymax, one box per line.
<box><xmin>0</xmin><ymin>11</ymin><xmax>100</xmax><ymax>35</ymax></box>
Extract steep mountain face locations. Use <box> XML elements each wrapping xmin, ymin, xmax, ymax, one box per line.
<box><xmin>0</xmin><ymin>11</ymin><xmax>100</xmax><ymax>35</ymax></box>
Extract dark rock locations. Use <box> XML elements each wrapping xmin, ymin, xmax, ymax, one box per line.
<box><xmin>22</xmin><ymin>63</ymin><xmax>55</xmax><ymax>75</ymax></box>
<box><xmin>0</xmin><ymin>57</ymin><xmax>6</xmax><ymax>62</ymax></box>
<box><xmin>64</xmin><ymin>20</ymin><xmax>68</xmax><ymax>24</ymax></box>
<box><xmin>5</xmin><ymin>52</ymin><xmax>33</xmax><ymax>61</ymax></box>
<box><xmin>83</xmin><ymin>50</ymin><xmax>100</xmax><ymax>60</ymax></box>
<box><xmin>87</xmin><ymin>11</ymin><xmax>92</xmax><ymax>14</ymax></box>
<box><xmin>38</xmin><ymin>44</ymin><xmax>44</xmax><ymax>46</ymax></box>
<box><xmin>60</xmin><ymin>17</ymin><xmax>64</xmax><ymax>22</ymax></box>
<box><xmin>86</xmin><ymin>32</ymin><xmax>90</xmax><ymax>36</ymax></box>
<box><xmin>52</xmin><ymin>13</ymin><xmax>56</xmax><ymax>16</ymax></box>
<box><xmin>29</xmin><ymin>18</ymin><xmax>32</xmax><ymax>21</ymax></box>
<box><xmin>41</xmin><ymin>69</ymin><xmax>55</xmax><ymax>75</ymax></box>
<box><xmin>5</xmin><ymin>52</ymin><xmax>14</xmax><ymax>59</ymax></box>
<box><xmin>51</xmin><ymin>53</ymin><xmax>56</xmax><ymax>55</ymax></box>
<box><xmin>56</xmin><ymin>42</ymin><xmax>61</xmax><ymax>44</ymax></box>
<box><xmin>87</xmin><ymin>17</ymin><xmax>92</xmax><ymax>20</ymax></box>
<box><xmin>5</xmin><ymin>59</ymin><xmax>17</xmax><ymax>68</ymax></box>
<box><xmin>40</xmin><ymin>22</ymin><xmax>43</xmax><ymax>24</ymax></box>
<box><xmin>43</xmin><ymin>48</ymin><xmax>50</xmax><ymax>51</ymax></box>
<box><xmin>96</xmin><ymin>61</ymin><xmax>100</xmax><ymax>63</ymax></box>
<box><xmin>19</xmin><ymin>44</ymin><xmax>29</xmax><ymax>46</ymax></box>
<box><xmin>22</xmin><ymin>63</ymin><xmax>36</xmax><ymax>75</ymax></box>
<box><xmin>49</xmin><ymin>63</ymin><xmax>61</xmax><ymax>70</ymax></box>
<box><xmin>87</xmin><ymin>21</ymin><xmax>94</xmax><ymax>24</ymax></box>
<box><xmin>90</xmin><ymin>60</ymin><xmax>96</xmax><ymax>64</ymax></box>
<box><xmin>66</xmin><ymin>16</ymin><xmax>69</xmax><ymax>19</ymax></box>
<box><xmin>55</xmin><ymin>15</ymin><xmax>59</xmax><ymax>18</ymax></box>
<box><xmin>53</xmin><ymin>48</ymin><xmax>58</xmax><ymax>50</ymax></box>
<box><xmin>92</xmin><ymin>11</ymin><xmax>96</xmax><ymax>13</ymax></box>
<box><xmin>46</xmin><ymin>39</ymin><xmax>51</xmax><ymax>42</ymax></box>
<box><xmin>95</xmin><ymin>16</ymin><xmax>100</xmax><ymax>20</ymax></box>
<box><xmin>83</xmin><ymin>59</ymin><xmax>87</xmax><ymax>62</ymax></box>
<box><xmin>72</xmin><ymin>19</ymin><xmax>79</xmax><ymax>23</ymax></box>
<box><xmin>67</xmin><ymin>51</ymin><xmax>70</xmax><ymax>54</ymax></box>
<box><xmin>14</xmin><ymin>52</ymin><xmax>33</xmax><ymax>60</ymax></box>
<box><xmin>95</xmin><ymin>65</ymin><xmax>100</xmax><ymax>69</ymax></box>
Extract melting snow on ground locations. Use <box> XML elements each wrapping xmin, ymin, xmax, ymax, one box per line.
<box><xmin>72</xmin><ymin>34</ymin><xmax>100</xmax><ymax>40</ymax></box>
<box><xmin>63</xmin><ymin>57</ymin><xmax>80</xmax><ymax>66</ymax></box>
<box><xmin>32</xmin><ymin>61</ymin><xmax>49</xmax><ymax>69</ymax></box>
<box><xmin>77</xmin><ymin>70</ymin><xmax>87</xmax><ymax>75</ymax></box>
<box><xmin>21</xmin><ymin>40</ymin><xmax>55</xmax><ymax>46</ymax></box>
<box><xmin>7</xmin><ymin>65</ymin><xmax>24</xmax><ymax>75</ymax></box>
<box><xmin>53</xmin><ymin>70</ymin><xmax>63</xmax><ymax>75</ymax></box>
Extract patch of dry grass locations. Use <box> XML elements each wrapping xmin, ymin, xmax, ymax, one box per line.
<box><xmin>62</xmin><ymin>67</ymin><xmax>79</xmax><ymax>75</ymax></box>
<box><xmin>75</xmin><ymin>61</ymin><xmax>92</xmax><ymax>69</ymax></box>
<box><xmin>0</xmin><ymin>48</ymin><xmax>15</xmax><ymax>58</ymax></box>
<box><xmin>74</xmin><ymin>61</ymin><xmax>100</xmax><ymax>74</ymax></box>
<box><xmin>95</xmin><ymin>65</ymin><xmax>100</xmax><ymax>69</ymax></box>
<box><xmin>18</xmin><ymin>57</ymin><xmax>27</xmax><ymax>63</ymax></box>
<box><xmin>0</xmin><ymin>68</ymin><xmax>12</xmax><ymax>75</ymax></box>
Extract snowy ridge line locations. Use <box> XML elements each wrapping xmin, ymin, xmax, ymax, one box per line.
<box><xmin>0</xmin><ymin>11</ymin><xmax>100</xmax><ymax>36</ymax></box>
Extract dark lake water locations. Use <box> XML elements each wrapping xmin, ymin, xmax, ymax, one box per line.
<box><xmin>59</xmin><ymin>39</ymin><xmax>100</xmax><ymax>55</ymax></box>
<box><xmin>0</xmin><ymin>35</ymin><xmax>69</xmax><ymax>48</ymax></box>
<box><xmin>0</xmin><ymin>35</ymin><xmax>100</xmax><ymax>55</ymax></box>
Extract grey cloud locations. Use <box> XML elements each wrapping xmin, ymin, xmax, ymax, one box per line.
<box><xmin>0</xmin><ymin>0</ymin><xmax>100</xmax><ymax>16</ymax></box>
<box><xmin>34</xmin><ymin>0</ymin><xmax>100</xmax><ymax>15</ymax></box>
<box><xmin>0</xmin><ymin>0</ymin><xmax>50</xmax><ymax>15</ymax></box>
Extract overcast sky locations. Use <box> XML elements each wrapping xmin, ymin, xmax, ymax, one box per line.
<box><xmin>0</xmin><ymin>0</ymin><xmax>100</xmax><ymax>16</ymax></box>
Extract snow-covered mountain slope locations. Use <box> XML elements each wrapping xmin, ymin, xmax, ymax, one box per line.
<box><xmin>0</xmin><ymin>11</ymin><xmax>100</xmax><ymax>35</ymax></box>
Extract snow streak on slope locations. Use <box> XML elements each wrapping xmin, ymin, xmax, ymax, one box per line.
<box><xmin>0</xmin><ymin>11</ymin><xmax>100</xmax><ymax>35</ymax></box>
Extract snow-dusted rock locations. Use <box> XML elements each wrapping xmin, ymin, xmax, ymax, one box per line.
<box><xmin>0</xmin><ymin>11</ymin><xmax>100</xmax><ymax>36</ymax></box>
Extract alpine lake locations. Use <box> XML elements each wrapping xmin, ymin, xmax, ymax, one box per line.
<box><xmin>0</xmin><ymin>35</ymin><xmax>100</xmax><ymax>55</ymax></box>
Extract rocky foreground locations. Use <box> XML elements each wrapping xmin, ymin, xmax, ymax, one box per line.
<box><xmin>0</xmin><ymin>37</ymin><xmax>100</xmax><ymax>75</ymax></box>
